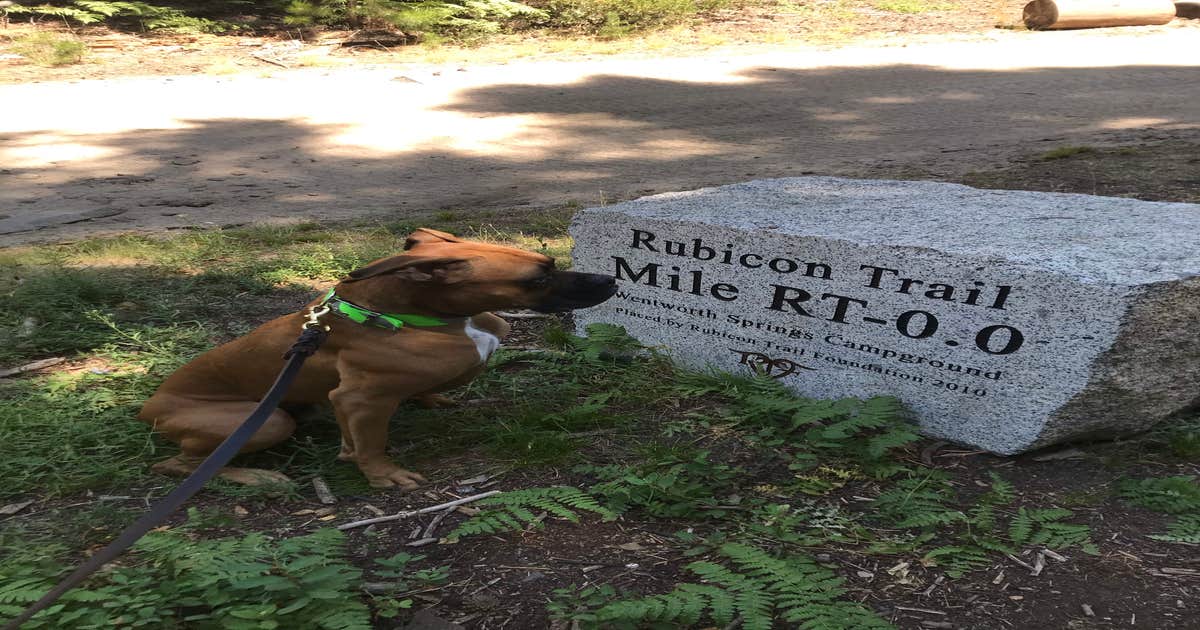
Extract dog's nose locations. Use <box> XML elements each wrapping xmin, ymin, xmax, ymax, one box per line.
<box><xmin>586</xmin><ymin>274</ymin><xmax>616</xmax><ymax>288</ymax></box>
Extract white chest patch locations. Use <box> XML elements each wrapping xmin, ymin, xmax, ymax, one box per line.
<box><xmin>464</xmin><ymin>320</ymin><xmax>501</xmax><ymax>362</ymax></box>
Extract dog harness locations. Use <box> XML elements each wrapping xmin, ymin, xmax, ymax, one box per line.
<box><xmin>318</xmin><ymin>289</ymin><xmax>449</xmax><ymax>330</ymax></box>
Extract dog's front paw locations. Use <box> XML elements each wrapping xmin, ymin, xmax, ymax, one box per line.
<box><xmin>362</xmin><ymin>462</ymin><xmax>428</xmax><ymax>490</ymax></box>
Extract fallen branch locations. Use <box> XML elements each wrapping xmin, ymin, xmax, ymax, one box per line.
<box><xmin>337</xmin><ymin>490</ymin><xmax>500</xmax><ymax>530</ymax></box>
<box><xmin>0</xmin><ymin>357</ymin><xmax>65</xmax><ymax>378</ymax></box>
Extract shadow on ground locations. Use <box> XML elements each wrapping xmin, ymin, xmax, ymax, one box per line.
<box><xmin>1</xmin><ymin>63</ymin><xmax>1198</xmax><ymax>242</ymax></box>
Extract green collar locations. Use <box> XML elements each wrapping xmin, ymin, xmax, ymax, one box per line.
<box><xmin>319</xmin><ymin>290</ymin><xmax>450</xmax><ymax>331</ymax></box>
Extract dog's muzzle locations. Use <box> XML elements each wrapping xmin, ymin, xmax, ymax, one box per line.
<box><xmin>533</xmin><ymin>271</ymin><xmax>618</xmax><ymax>313</ymax></box>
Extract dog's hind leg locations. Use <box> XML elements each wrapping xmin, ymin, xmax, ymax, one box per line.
<box><xmin>140</xmin><ymin>397</ymin><xmax>297</xmax><ymax>486</ymax></box>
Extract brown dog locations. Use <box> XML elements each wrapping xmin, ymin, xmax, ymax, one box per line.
<box><xmin>137</xmin><ymin>229</ymin><xmax>617</xmax><ymax>489</ymax></box>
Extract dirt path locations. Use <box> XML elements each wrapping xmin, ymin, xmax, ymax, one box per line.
<box><xmin>1</xmin><ymin>25</ymin><xmax>1198</xmax><ymax>244</ymax></box>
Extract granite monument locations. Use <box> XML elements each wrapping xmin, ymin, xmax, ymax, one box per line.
<box><xmin>570</xmin><ymin>177</ymin><xmax>1200</xmax><ymax>454</ymax></box>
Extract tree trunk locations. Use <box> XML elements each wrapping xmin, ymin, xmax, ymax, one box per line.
<box><xmin>1022</xmin><ymin>0</ymin><xmax>1177</xmax><ymax>29</ymax></box>
<box><xmin>1177</xmin><ymin>2</ymin><xmax>1200</xmax><ymax>19</ymax></box>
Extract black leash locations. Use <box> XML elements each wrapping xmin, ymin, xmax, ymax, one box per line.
<box><xmin>3</xmin><ymin>317</ymin><xmax>330</xmax><ymax>630</ymax></box>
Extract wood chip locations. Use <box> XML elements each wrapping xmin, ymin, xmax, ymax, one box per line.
<box><xmin>312</xmin><ymin>477</ymin><xmax>337</xmax><ymax>505</ymax></box>
<box><xmin>0</xmin><ymin>357</ymin><xmax>65</xmax><ymax>378</ymax></box>
<box><xmin>1081</xmin><ymin>603</ymin><xmax>1095</xmax><ymax>617</ymax></box>
<box><xmin>921</xmin><ymin>575</ymin><xmax>945</xmax><ymax>597</ymax></box>
<box><xmin>1042</xmin><ymin>548</ymin><xmax>1069</xmax><ymax>562</ymax></box>
<box><xmin>1160</xmin><ymin>567</ymin><xmax>1200</xmax><ymax>576</ymax></box>
<box><xmin>1031</xmin><ymin>552</ymin><xmax>1046</xmax><ymax>577</ymax></box>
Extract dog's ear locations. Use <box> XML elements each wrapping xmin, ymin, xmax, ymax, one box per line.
<box><xmin>403</xmin><ymin>228</ymin><xmax>462</xmax><ymax>250</ymax></box>
<box><xmin>343</xmin><ymin>256</ymin><xmax>472</xmax><ymax>284</ymax></box>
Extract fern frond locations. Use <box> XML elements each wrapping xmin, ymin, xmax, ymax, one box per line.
<box><xmin>445</xmin><ymin>486</ymin><xmax>615</xmax><ymax>541</ymax></box>
<box><xmin>1030</xmin><ymin>522</ymin><xmax>1093</xmax><ymax>550</ymax></box>
<box><xmin>1118</xmin><ymin>476</ymin><xmax>1200</xmax><ymax>515</ymax></box>
<box><xmin>872</xmin><ymin>471</ymin><xmax>961</xmax><ymax>529</ymax></box>
<box><xmin>1150</xmin><ymin>514</ymin><xmax>1200</xmax><ymax>544</ymax></box>
<box><xmin>1027</xmin><ymin>507</ymin><xmax>1074</xmax><ymax>523</ymax></box>
<box><xmin>973</xmin><ymin>535</ymin><xmax>1016</xmax><ymax>555</ymax></box>
<box><xmin>734</xmin><ymin>588</ymin><xmax>774</xmax><ymax>630</ymax></box>
<box><xmin>1008</xmin><ymin>508</ymin><xmax>1034</xmax><ymax>545</ymax></box>
<box><xmin>921</xmin><ymin>545</ymin><xmax>992</xmax><ymax>578</ymax></box>
<box><xmin>985</xmin><ymin>472</ymin><xmax>1017</xmax><ymax>505</ymax></box>
<box><xmin>559</xmin><ymin>542</ymin><xmax>891</xmax><ymax>629</ymax></box>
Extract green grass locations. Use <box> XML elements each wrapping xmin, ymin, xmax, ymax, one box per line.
<box><xmin>7</xmin><ymin>32</ymin><xmax>86</xmax><ymax>66</ymax></box>
<box><xmin>870</xmin><ymin>0</ymin><xmax>956</xmax><ymax>14</ymax></box>
<box><xmin>1039</xmin><ymin>145</ymin><xmax>1097</xmax><ymax>160</ymax></box>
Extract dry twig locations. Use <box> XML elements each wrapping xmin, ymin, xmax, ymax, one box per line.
<box><xmin>1005</xmin><ymin>553</ymin><xmax>1036</xmax><ymax>571</ymax></box>
<box><xmin>895</xmin><ymin>606</ymin><xmax>947</xmax><ymax>615</ymax></box>
<box><xmin>338</xmin><ymin>490</ymin><xmax>500</xmax><ymax>530</ymax></box>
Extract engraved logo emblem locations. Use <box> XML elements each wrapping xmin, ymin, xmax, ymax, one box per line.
<box><xmin>730</xmin><ymin>349</ymin><xmax>816</xmax><ymax>379</ymax></box>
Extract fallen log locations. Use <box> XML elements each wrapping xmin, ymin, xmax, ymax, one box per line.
<box><xmin>1023</xmin><ymin>0</ymin><xmax>1177</xmax><ymax>29</ymax></box>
